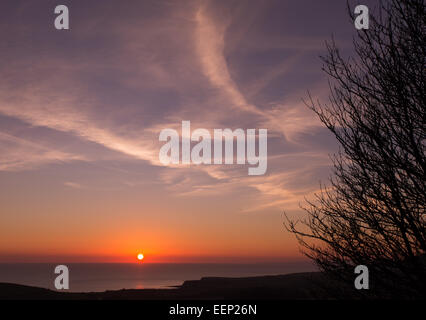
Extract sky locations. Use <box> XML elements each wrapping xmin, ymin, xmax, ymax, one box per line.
<box><xmin>0</xmin><ymin>0</ymin><xmax>369</xmax><ymax>263</ymax></box>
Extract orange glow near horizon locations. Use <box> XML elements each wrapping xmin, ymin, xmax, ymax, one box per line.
<box><xmin>137</xmin><ymin>253</ymin><xmax>144</xmax><ymax>261</ymax></box>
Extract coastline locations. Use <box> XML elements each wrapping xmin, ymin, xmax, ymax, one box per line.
<box><xmin>0</xmin><ymin>272</ymin><xmax>352</xmax><ymax>300</ymax></box>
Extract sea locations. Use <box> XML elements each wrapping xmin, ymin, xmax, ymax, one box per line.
<box><xmin>0</xmin><ymin>262</ymin><xmax>316</xmax><ymax>292</ymax></box>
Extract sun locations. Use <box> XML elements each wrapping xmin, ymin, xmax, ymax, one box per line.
<box><xmin>137</xmin><ymin>253</ymin><xmax>144</xmax><ymax>261</ymax></box>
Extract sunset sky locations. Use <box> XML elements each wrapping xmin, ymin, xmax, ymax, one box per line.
<box><xmin>0</xmin><ymin>0</ymin><xmax>371</xmax><ymax>263</ymax></box>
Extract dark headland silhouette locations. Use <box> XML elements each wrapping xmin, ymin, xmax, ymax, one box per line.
<box><xmin>0</xmin><ymin>272</ymin><xmax>359</xmax><ymax>300</ymax></box>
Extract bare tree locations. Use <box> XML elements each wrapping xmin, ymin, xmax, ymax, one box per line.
<box><xmin>285</xmin><ymin>0</ymin><xmax>425</xmax><ymax>298</ymax></box>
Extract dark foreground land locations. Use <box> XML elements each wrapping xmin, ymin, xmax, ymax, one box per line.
<box><xmin>0</xmin><ymin>272</ymin><xmax>358</xmax><ymax>300</ymax></box>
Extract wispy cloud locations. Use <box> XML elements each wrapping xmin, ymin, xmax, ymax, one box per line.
<box><xmin>194</xmin><ymin>1</ymin><xmax>324</xmax><ymax>143</ymax></box>
<box><xmin>195</xmin><ymin>2</ymin><xmax>264</xmax><ymax>116</ymax></box>
<box><xmin>0</xmin><ymin>131</ymin><xmax>85</xmax><ymax>171</ymax></box>
<box><xmin>0</xmin><ymin>0</ymin><xmax>337</xmax><ymax>214</ymax></box>
<box><xmin>63</xmin><ymin>181</ymin><xmax>84</xmax><ymax>189</ymax></box>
